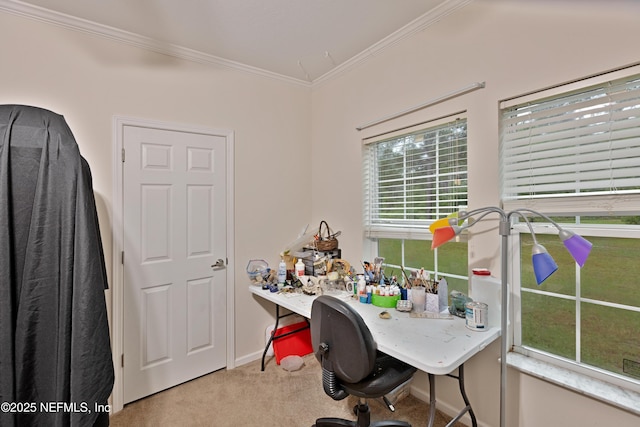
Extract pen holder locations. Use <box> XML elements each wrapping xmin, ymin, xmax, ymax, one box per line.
<box><xmin>426</xmin><ymin>293</ymin><xmax>439</xmax><ymax>313</ymax></box>
<box><xmin>410</xmin><ymin>287</ymin><xmax>426</xmax><ymax>312</ymax></box>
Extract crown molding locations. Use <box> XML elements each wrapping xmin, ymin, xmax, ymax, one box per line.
<box><xmin>312</xmin><ymin>0</ymin><xmax>473</xmax><ymax>87</ymax></box>
<box><xmin>0</xmin><ymin>0</ymin><xmax>472</xmax><ymax>88</ymax></box>
<box><xmin>0</xmin><ymin>0</ymin><xmax>311</xmax><ymax>86</ymax></box>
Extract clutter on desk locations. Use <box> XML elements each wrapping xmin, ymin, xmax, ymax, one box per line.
<box><xmin>314</xmin><ymin>220</ymin><xmax>340</xmax><ymax>251</ymax></box>
<box><xmin>409</xmin><ymin>311</ymin><xmax>454</xmax><ymax>319</ymax></box>
<box><xmin>465</xmin><ymin>301</ymin><xmax>488</xmax><ymax>331</ymax></box>
<box><xmin>395</xmin><ymin>299</ymin><xmax>412</xmax><ymax>312</ymax></box>
<box><xmin>410</xmin><ymin>285</ymin><xmax>426</xmax><ymax>312</ymax></box>
<box><xmin>356</xmin><ymin>257</ymin><xmax>405</xmax><ymax>307</ymax></box>
<box><xmin>468</xmin><ymin>268</ymin><xmax>501</xmax><ymax>329</ymax></box>
<box><xmin>449</xmin><ymin>290</ymin><xmax>472</xmax><ymax>318</ymax></box>
<box><xmin>299</xmin><ymin>275</ymin><xmax>322</xmax><ymax>295</ymax></box>
<box><xmin>294</xmin><ymin>247</ymin><xmax>341</xmax><ymax>276</ymax></box>
<box><xmin>278</xmin><ymin>223</ymin><xmax>319</xmax><ymax>280</ymax></box>
<box><xmin>249</xmin><ymin>226</ymin><xmax>458</xmax><ymax>318</ymax></box>
<box><xmin>370</xmin><ymin>292</ymin><xmax>400</xmax><ymax>307</ymax></box>
<box><xmin>295</xmin><ymin>258</ymin><xmax>305</xmax><ymax>278</ymax></box>
<box><xmin>362</xmin><ymin>256</ymin><xmax>385</xmax><ymax>283</ymax></box>
<box><xmin>247</xmin><ymin>259</ymin><xmax>270</xmax><ymax>285</ymax></box>
<box><xmin>400</xmin><ymin>267</ymin><xmax>449</xmax><ymax>313</ymax></box>
<box><xmin>273</xmin><ymin>221</ymin><xmax>346</xmax><ymax>283</ymax></box>
<box><xmin>277</xmin><ymin>258</ymin><xmax>287</xmax><ymax>284</ymax></box>
<box><xmin>378</xmin><ymin>310</ymin><xmax>392</xmax><ymax>319</ymax></box>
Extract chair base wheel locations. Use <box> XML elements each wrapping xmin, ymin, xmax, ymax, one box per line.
<box><xmin>313</xmin><ymin>417</ymin><xmax>412</xmax><ymax>427</ymax></box>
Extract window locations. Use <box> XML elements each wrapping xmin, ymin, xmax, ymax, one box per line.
<box><xmin>513</xmin><ymin>220</ymin><xmax>640</xmax><ymax>385</ymax></box>
<box><xmin>500</xmin><ymin>66</ymin><xmax>640</xmax><ymax>393</ymax></box>
<box><xmin>363</xmin><ymin>116</ymin><xmax>468</xmax><ymax>291</ymax></box>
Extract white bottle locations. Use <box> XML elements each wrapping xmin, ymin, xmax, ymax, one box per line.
<box><xmin>295</xmin><ymin>259</ymin><xmax>305</xmax><ymax>277</ymax></box>
<box><xmin>469</xmin><ymin>269</ymin><xmax>502</xmax><ymax>329</ymax></box>
<box><xmin>277</xmin><ymin>259</ymin><xmax>287</xmax><ymax>284</ymax></box>
<box><xmin>357</xmin><ymin>274</ymin><xmax>366</xmax><ymax>296</ymax></box>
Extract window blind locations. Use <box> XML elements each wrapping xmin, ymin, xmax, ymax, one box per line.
<box><xmin>363</xmin><ymin>118</ymin><xmax>468</xmax><ymax>239</ymax></box>
<box><xmin>500</xmin><ymin>71</ymin><xmax>640</xmax><ymax>213</ymax></box>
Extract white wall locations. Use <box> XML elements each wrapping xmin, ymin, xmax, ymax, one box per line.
<box><xmin>310</xmin><ymin>0</ymin><xmax>640</xmax><ymax>426</ymax></box>
<box><xmin>3</xmin><ymin>1</ymin><xmax>640</xmax><ymax>426</ymax></box>
<box><xmin>0</xmin><ymin>10</ymin><xmax>312</xmax><ymax>367</ymax></box>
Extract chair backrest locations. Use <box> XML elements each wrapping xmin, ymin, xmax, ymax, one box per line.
<box><xmin>311</xmin><ymin>295</ymin><xmax>377</xmax><ymax>384</ymax></box>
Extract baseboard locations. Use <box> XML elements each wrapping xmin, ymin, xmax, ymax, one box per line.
<box><xmin>234</xmin><ymin>350</ymin><xmax>263</xmax><ymax>368</ymax></box>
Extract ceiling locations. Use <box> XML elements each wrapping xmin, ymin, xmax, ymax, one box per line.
<box><xmin>3</xmin><ymin>0</ymin><xmax>470</xmax><ymax>84</ymax></box>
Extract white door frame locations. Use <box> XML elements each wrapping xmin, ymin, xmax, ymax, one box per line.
<box><xmin>110</xmin><ymin>116</ymin><xmax>235</xmax><ymax>412</ymax></box>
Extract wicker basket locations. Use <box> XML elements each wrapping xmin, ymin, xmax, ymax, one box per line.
<box><xmin>315</xmin><ymin>220</ymin><xmax>339</xmax><ymax>251</ymax></box>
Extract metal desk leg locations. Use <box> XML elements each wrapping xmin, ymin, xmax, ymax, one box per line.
<box><xmin>428</xmin><ymin>373</ymin><xmax>436</xmax><ymax>427</ymax></box>
<box><xmin>427</xmin><ymin>364</ymin><xmax>478</xmax><ymax>427</ymax></box>
<box><xmin>261</xmin><ymin>304</ymin><xmax>283</xmax><ymax>371</ymax></box>
<box><xmin>260</xmin><ymin>304</ymin><xmax>310</xmax><ymax>371</ymax></box>
<box><xmin>454</xmin><ymin>364</ymin><xmax>477</xmax><ymax>426</ymax></box>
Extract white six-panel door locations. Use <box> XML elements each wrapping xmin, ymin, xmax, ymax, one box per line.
<box><xmin>122</xmin><ymin>125</ymin><xmax>227</xmax><ymax>403</ymax></box>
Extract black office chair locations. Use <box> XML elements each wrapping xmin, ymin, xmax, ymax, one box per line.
<box><xmin>310</xmin><ymin>295</ymin><xmax>417</xmax><ymax>427</ymax></box>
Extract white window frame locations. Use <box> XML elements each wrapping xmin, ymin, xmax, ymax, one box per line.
<box><xmin>510</xmin><ymin>222</ymin><xmax>640</xmax><ymax>389</ymax></box>
<box><xmin>500</xmin><ymin>64</ymin><xmax>640</xmax><ymax>413</ymax></box>
<box><xmin>500</xmin><ymin>63</ymin><xmax>640</xmax><ymax>214</ymax></box>
<box><xmin>362</xmin><ymin>113</ymin><xmax>469</xmax><ymax>278</ymax></box>
<box><xmin>363</xmin><ymin>113</ymin><xmax>468</xmax><ymax>240</ymax></box>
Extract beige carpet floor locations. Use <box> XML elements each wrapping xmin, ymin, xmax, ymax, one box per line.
<box><xmin>110</xmin><ymin>354</ymin><xmax>466</xmax><ymax>427</ymax></box>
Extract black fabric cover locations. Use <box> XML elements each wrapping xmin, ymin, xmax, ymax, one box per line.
<box><xmin>0</xmin><ymin>105</ymin><xmax>114</xmax><ymax>426</ymax></box>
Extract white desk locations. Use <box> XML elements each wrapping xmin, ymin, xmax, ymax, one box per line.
<box><xmin>250</xmin><ymin>286</ymin><xmax>500</xmax><ymax>427</ymax></box>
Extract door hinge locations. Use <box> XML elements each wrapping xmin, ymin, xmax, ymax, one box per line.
<box><xmin>121</xmin><ymin>251</ymin><xmax>124</xmax><ymax>265</ymax></box>
<box><xmin>121</xmin><ymin>148</ymin><xmax>125</xmax><ymax>162</ymax></box>
<box><xmin>121</xmin><ymin>354</ymin><xmax>124</xmax><ymax>367</ymax></box>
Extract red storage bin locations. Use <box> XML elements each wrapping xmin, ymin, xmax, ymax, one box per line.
<box><xmin>272</xmin><ymin>321</ymin><xmax>313</xmax><ymax>364</ymax></box>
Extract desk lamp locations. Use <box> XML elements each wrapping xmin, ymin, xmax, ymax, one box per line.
<box><xmin>430</xmin><ymin>207</ymin><xmax>592</xmax><ymax>427</ymax></box>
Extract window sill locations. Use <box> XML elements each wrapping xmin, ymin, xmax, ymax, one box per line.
<box><xmin>506</xmin><ymin>352</ymin><xmax>640</xmax><ymax>416</ymax></box>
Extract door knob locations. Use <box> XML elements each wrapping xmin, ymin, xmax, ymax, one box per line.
<box><xmin>211</xmin><ymin>259</ymin><xmax>226</xmax><ymax>269</ymax></box>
